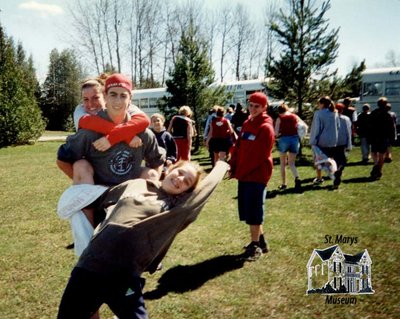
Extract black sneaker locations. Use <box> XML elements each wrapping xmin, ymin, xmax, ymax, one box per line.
<box><xmin>242</xmin><ymin>242</ymin><xmax>262</xmax><ymax>261</ymax></box>
<box><xmin>333</xmin><ymin>171</ymin><xmax>342</xmax><ymax>187</ymax></box>
<box><xmin>278</xmin><ymin>184</ymin><xmax>287</xmax><ymax>190</ymax></box>
<box><xmin>313</xmin><ymin>178</ymin><xmax>324</xmax><ymax>186</ymax></box>
<box><xmin>259</xmin><ymin>234</ymin><xmax>269</xmax><ymax>253</ymax></box>
<box><xmin>370</xmin><ymin>165</ymin><xmax>382</xmax><ymax>180</ymax></box>
<box><xmin>294</xmin><ymin>178</ymin><xmax>302</xmax><ymax>191</ymax></box>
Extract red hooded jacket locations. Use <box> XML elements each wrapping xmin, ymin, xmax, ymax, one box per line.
<box><xmin>230</xmin><ymin>112</ymin><xmax>275</xmax><ymax>184</ymax></box>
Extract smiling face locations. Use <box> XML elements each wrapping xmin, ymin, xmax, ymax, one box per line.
<box><xmin>248</xmin><ymin>101</ymin><xmax>266</xmax><ymax>118</ymax></box>
<box><xmin>151</xmin><ymin>115</ymin><xmax>164</xmax><ymax>132</ymax></box>
<box><xmin>82</xmin><ymin>86</ymin><xmax>105</xmax><ymax>114</ymax></box>
<box><xmin>161</xmin><ymin>162</ymin><xmax>200</xmax><ymax>195</ymax></box>
<box><xmin>105</xmin><ymin>87</ymin><xmax>131</xmax><ymax>118</ymax></box>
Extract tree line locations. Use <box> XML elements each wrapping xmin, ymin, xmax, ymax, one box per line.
<box><xmin>1</xmin><ymin>0</ymin><xmax>392</xmax><ymax>147</ymax></box>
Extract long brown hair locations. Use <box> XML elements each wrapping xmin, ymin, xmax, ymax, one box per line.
<box><xmin>318</xmin><ymin>96</ymin><xmax>336</xmax><ymax>112</ymax></box>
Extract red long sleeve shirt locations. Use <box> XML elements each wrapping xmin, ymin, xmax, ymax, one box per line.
<box><xmin>230</xmin><ymin>113</ymin><xmax>275</xmax><ymax>184</ymax></box>
<box><xmin>78</xmin><ymin>112</ymin><xmax>150</xmax><ymax>146</ymax></box>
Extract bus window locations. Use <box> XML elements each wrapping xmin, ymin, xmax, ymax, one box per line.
<box><xmin>139</xmin><ymin>98</ymin><xmax>149</xmax><ymax>109</ymax></box>
<box><xmin>385</xmin><ymin>80</ymin><xmax>400</xmax><ymax>96</ymax></box>
<box><xmin>363</xmin><ymin>82</ymin><xmax>383</xmax><ymax>96</ymax></box>
<box><xmin>149</xmin><ymin>97</ymin><xmax>158</xmax><ymax>109</ymax></box>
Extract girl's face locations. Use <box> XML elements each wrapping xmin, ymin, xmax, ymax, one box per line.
<box><xmin>161</xmin><ymin>163</ymin><xmax>198</xmax><ymax>195</ymax></box>
<box><xmin>105</xmin><ymin>87</ymin><xmax>131</xmax><ymax>117</ymax></box>
<box><xmin>151</xmin><ymin>116</ymin><xmax>164</xmax><ymax>132</ymax></box>
<box><xmin>82</xmin><ymin>86</ymin><xmax>105</xmax><ymax>114</ymax></box>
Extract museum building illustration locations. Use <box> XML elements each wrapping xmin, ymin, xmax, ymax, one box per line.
<box><xmin>306</xmin><ymin>245</ymin><xmax>374</xmax><ymax>294</ymax></box>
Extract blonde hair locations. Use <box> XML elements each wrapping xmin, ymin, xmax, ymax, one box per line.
<box><xmin>167</xmin><ymin>161</ymin><xmax>203</xmax><ymax>192</ymax></box>
<box><xmin>151</xmin><ymin>113</ymin><xmax>165</xmax><ymax>123</ymax></box>
<box><xmin>377</xmin><ymin>97</ymin><xmax>388</xmax><ymax>109</ymax></box>
<box><xmin>179</xmin><ymin>105</ymin><xmax>193</xmax><ymax>117</ymax></box>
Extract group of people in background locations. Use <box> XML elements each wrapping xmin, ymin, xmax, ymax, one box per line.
<box><xmin>354</xmin><ymin>97</ymin><xmax>397</xmax><ymax>179</ymax></box>
<box><xmin>53</xmin><ymin>71</ymin><xmax>397</xmax><ymax>318</ymax></box>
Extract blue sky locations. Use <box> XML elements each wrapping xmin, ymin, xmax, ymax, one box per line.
<box><xmin>1</xmin><ymin>0</ymin><xmax>400</xmax><ymax>81</ymax></box>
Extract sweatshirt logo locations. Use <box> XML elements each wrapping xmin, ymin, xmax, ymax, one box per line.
<box><xmin>109</xmin><ymin>150</ymin><xmax>134</xmax><ymax>175</ymax></box>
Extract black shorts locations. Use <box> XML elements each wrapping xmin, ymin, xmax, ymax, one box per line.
<box><xmin>370</xmin><ymin>138</ymin><xmax>391</xmax><ymax>154</ymax></box>
<box><xmin>209</xmin><ymin>137</ymin><xmax>232</xmax><ymax>153</ymax></box>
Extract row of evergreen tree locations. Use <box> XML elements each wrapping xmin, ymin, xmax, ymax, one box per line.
<box><xmin>0</xmin><ymin>25</ymin><xmax>45</xmax><ymax>147</ymax></box>
<box><xmin>0</xmin><ymin>24</ymin><xmax>85</xmax><ymax>147</ymax></box>
<box><xmin>0</xmin><ymin>0</ymin><xmax>367</xmax><ymax>149</ymax></box>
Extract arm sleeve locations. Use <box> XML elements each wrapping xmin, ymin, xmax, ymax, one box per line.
<box><xmin>106</xmin><ymin>113</ymin><xmax>150</xmax><ymax>146</ymax></box>
<box><xmin>78</xmin><ymin>113</ymin><xmax>150</xmax><ymax>146</ymax></box>
<box><xmin>140</xmin><ymin>129</ymin><xmax>166</xmax><ymax>168</ymax></box>
<box><xmin>346</xmin><ymin>119</ymin><xmax>352</xmax><ymax>150</ymax></box>
<box><xmin>78</xmin><ymin>115</ymin><xmax>116</xmax><ymax>134</ymax></box>
<box><xmin>73</xmin><ymin>105</ymin><xmax>87</xmax><ymax>131</ymax></box>
<box><xmin>175</xmin><ymin>161</ymin><xmax>229</xmax><ymax>216</ymax></box>
<box><xmin>309</xmin><ymin>112</ymin><xmax>320</xmax><ymax>146</ymax></box>
<box><xmin>164</xmin><ymin>133</ymin><xmax>178</xmax><ymax>163</ymax></box>
<box><xmin>57</xmin><ymin>130</ymin><xmax>95</xmax><ymax>163</ymax></box>
<box><xmin>145</xmin><ymin>161</ymin><xmax>229</xmax><ymax>273</ymax></box>
<box><xmin>203</xmin><ymin>116</ymin><xmax>211</xmax><ymax>139</ymax></box>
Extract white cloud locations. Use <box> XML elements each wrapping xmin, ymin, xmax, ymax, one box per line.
<box><xmin>18</xmin><ymin>1</ymin><xmax>64</xmax><ymax>17</ymax></box>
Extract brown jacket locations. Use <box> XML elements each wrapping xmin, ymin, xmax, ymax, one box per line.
<box><xmin>77</xmin><ymin>161</ymin><xmax>229</xmax><ymax>276</ymax></box>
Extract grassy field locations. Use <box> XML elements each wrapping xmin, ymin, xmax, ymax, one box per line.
<box><xmin>0</xmin><ymin>141</ymin><xmax>399</xmax><ymax>318</ymax></box>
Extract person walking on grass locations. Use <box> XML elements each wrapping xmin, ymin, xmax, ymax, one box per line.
<box><xmin>229</xmin><ymin>92</ymin><xmax>275</xmax><ymax>261</ymax></box>
<box><xmin>355</xmin><ymin>104</ymin><xmax>372</xmax><ymax>164</ymax></box>
<box><xmin>274</xmin><ymin>103</ymin><xmax>302</xmax><ymax>191</ymax></box>
<box><xmin>206</xmin><ymin>106</ymin><xmax>237</xmax><ymax>164</ymax></box>
<box><xmin>168</xmin><ymin>105</ymin><xmax>195</xmax><ymax>161</ymax></box>
<box><xmin>309</xmin><ymin>96</ymin><xmax>341</xmax><ymax>188</ymax></box>
<box><xmin>369</xmin><ymin>97</ymin><xmax>396</xmax><ymax>180</ymax></box>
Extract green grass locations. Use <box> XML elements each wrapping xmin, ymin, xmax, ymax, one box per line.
<box><xmin>0</xmin><ymin>141</ymin><xmax>399</xmax><ymax>318</ymax></box>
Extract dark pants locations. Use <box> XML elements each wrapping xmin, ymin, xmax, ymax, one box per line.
<box><xmin>320</xmin><ymin>146</ymin><xmax>347</xmax><ymax>170</ymax></box>
<box><xmin>57</xmin><ymin>267</ymin><xmax>147</xmax><ymax>319</ymax></box>
<box><xmin>320</xmin><ymin>146</ymin><xmax>347</xmax><ymax>186</ymax></box>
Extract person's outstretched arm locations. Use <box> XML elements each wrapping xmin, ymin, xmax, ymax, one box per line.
<box><xmin>78</xmin><ymin>113</ymin><xmax>150</xmax><ymax>145</ymax></box>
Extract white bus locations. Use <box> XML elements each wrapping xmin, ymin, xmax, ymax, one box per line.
<box><xmin>132</xmin><ymin>87</ymin><xmax>168</xmax><ymax>116</ymax></box>
<box><xmin>356</xmin><ymin>67</ymin><xmax>400</xmax><ymax>124</ymax></box>
<box><xmin>209</xmin><ymin>78</ymin><xmax>269</xmax><ymax>106</ymax></box>
<box><xmin>132</xmin><ymin>79</ymin><xmax>270</xmax><ymax>117</ymax></box>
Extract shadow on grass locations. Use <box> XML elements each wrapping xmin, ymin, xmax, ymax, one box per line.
<box><xmin>144</xmin><ymin>254</ymin><xmax>245</xmax><ymax>300</ymax></box>
<box><xmin>266</xmin><ymin>176</ymin><xmax>376</xmax><ymax>198</ymax></box>
<box><xmin>345</xmin><ymin>161</ymin><xmax>374</xmax><ymax>167</ymax></box>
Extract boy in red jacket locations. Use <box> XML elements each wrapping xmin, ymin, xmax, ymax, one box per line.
<box><xmin>230</xmin><ymin>92</ymin><xmax>275</xmax><ymax>261</ymax></box>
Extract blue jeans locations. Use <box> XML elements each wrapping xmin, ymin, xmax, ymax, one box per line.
<box><xmin>277</xmin><ymin>135</ymin><xmax>300</xmax><ymax>154</ymax></box>
<box><xmin>360</xmin><ymin>137</ymin><xmax>370</xmax><ymax>161</ymax></box>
